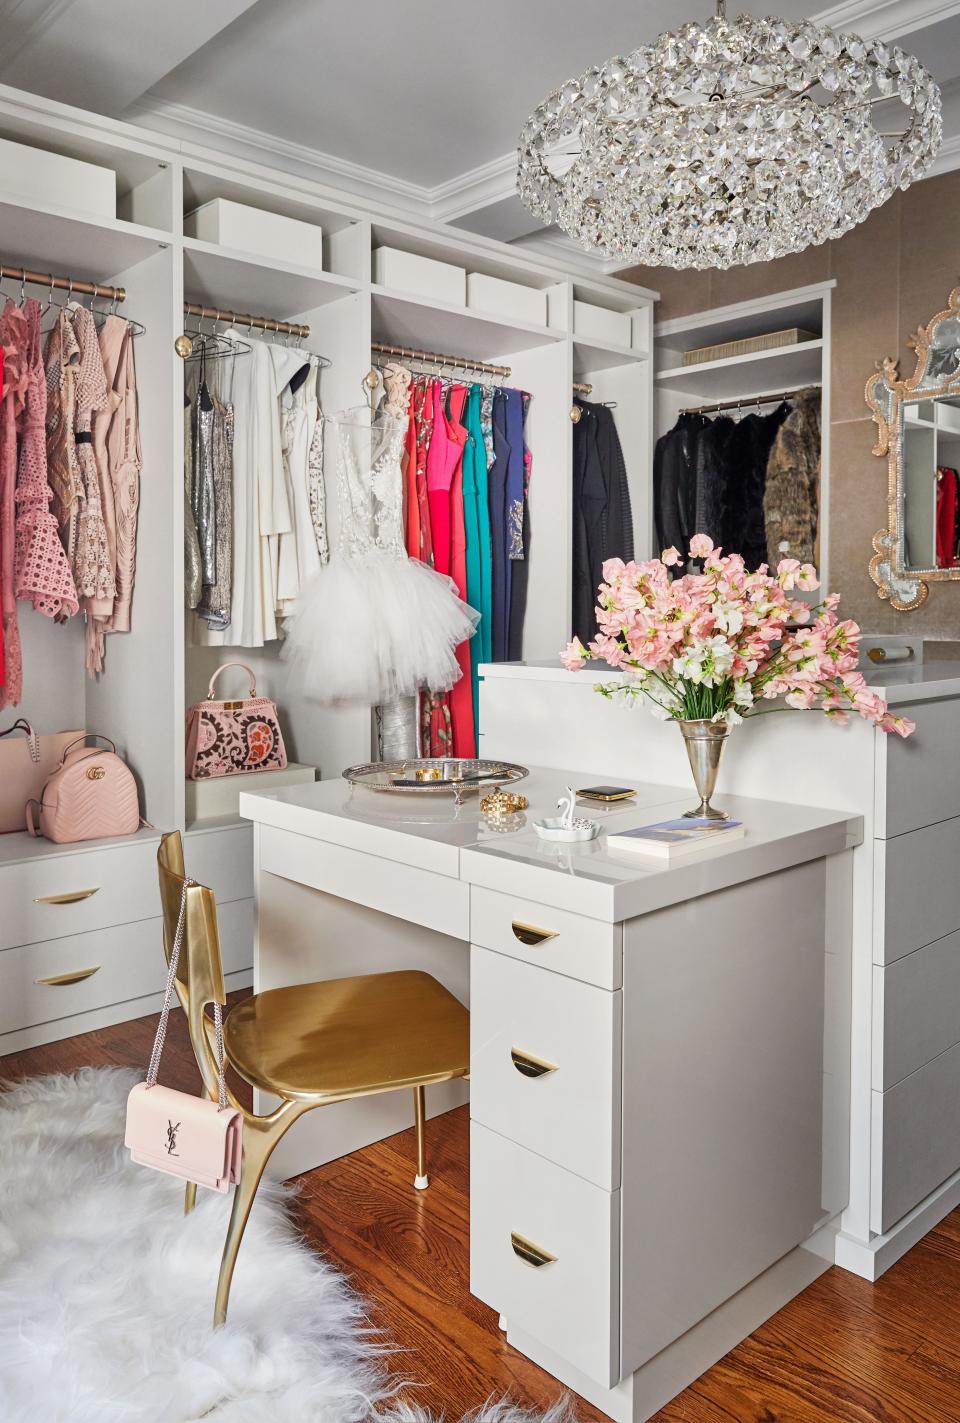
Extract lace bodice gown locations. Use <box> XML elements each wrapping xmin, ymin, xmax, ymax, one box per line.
<box><xmin>281</xmin><ymin>399</ymin><xmax>478</xmax><ymax>706</ymax></box>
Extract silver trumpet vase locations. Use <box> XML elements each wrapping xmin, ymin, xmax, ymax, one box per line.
<box><xmin>677</xmin><ymin>719</ymin><xmax>731</xmax><ymax>820</ymax></box>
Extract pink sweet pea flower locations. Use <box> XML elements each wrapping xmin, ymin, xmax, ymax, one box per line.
<box><xmin>560</xmin><ymin>637</ymin><xmax>588</xmax><ymax>670</ymax></box>
<box><xmin>688</xmin><ymin>533</ymin><xmax>715</xmax><ymax>559</ymax></box>
<box><xmin>661</xmin><ymin>546</ymin><xmax>681</xmax><ymax>567</ymax></box>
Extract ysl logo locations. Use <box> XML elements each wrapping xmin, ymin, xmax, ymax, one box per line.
<box><xmin>165</xmin><ymin>1119</ymin><xmax>181</xmax><ymax>1156</ymax></box>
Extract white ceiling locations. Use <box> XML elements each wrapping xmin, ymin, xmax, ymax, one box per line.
<box><xmin>6</xmin><ymin>0</ymin><xmax>960</xmax><ymax>251</ymax></box>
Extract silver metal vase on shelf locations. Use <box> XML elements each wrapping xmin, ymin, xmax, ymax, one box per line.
<box><xmin>677</xmin><ymin>719</ymin><xmax>731</xmax><ymax>820</ymax></box>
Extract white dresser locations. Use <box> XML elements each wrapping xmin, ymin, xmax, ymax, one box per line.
<box><xmin>0</xmin><ymin>822</ymin><xmax>253</xmax><ymax>1054</ymax></box>
<box><xmin>479</xmin><ymin>659</ymin><xmax>960</xmax><ymax>1281</ymax></box>
<box><xmin>241</xmin><ymin>769</ymin><xmax>859</xmax><ymax>1422</ymax></box>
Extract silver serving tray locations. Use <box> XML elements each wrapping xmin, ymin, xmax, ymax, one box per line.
<box><xmin>343</xmin><ymin>758</ymin><xmax>529</xmax><ymax>797</ymax></box>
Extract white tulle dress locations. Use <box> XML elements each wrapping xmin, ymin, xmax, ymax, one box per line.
<box><xmin>281</xmin><ymin>381</ymin><xmax>479</xmax><ymax>705</ymax></box>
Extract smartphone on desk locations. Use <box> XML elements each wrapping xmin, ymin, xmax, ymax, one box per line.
<box><xmin>577</xmin><ymin>785</ymin><xmax>637</xmax><ymax>803</ymax></box>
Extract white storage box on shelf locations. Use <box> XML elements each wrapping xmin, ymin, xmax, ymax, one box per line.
<box><xmin>374</xmin><ymin>246</ymin><xmax>466</xmax><ymax>305</ymax></box>
<box><xmin>467</xmin><ymin>272</ymin><xmax>547</xmax><ymax>326</ymax></box>
<box><xmin>186</xmin><ymin>763</ymin><xmax>317</xmax><ymax>825</ymax></box>
<box><xmin>185</xmin><ymin>198</ymin><xmax>324</xmax><ymax>269</ymax></box>
<box><xmin>574</xmin><ymin>299</ymin><xmax>632</xmax><ymax>349</ymax></box>
<box><xmin>0</xmin><ymin>135</ymin><xmax>115</xmax><ymax>218</ymax></box>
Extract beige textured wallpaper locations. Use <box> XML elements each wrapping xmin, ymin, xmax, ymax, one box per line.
<box><xmin>621</xmin><ymin>169</ymin><xmax>960</xmax><ymax>641</ymax></box>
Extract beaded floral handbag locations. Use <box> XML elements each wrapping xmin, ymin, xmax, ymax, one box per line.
<box><xmin>185</xmin><ymin>661</ymin><xmax>287</xmax><ymax>780</ymax></box>
<box><xmin>125</xmin><ymin>878</ymin><xmax>242</xmax><ymax>1193</ymax></box>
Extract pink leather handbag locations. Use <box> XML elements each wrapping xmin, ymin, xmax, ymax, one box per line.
<box><xmin>125</xmin><ymin>878</ymin><xmax>242</xmax><ymax>1193</ymax></box>
<box><xmin>26</xmin><ymin>734</ymin><xmax>140</xmax><ymax>843</ymax></box>
<box><xmin>0</xmin><ymin>720</ymin><xmax>85</xmax><ymax>834</ymax></box>
<box><xmin>185</xmin><ymin>662</ymin><xmax>287</xmax><ymax>780</ymax></box>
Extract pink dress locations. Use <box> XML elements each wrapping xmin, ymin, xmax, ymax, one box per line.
<box><xmin>0</xmin><ymin>302</ymin><xmax>29</xmax><ymax>706</ymax></box>
<box><xmin>14</xmin><ymin>298</ymin><xmax>79</xmax><ymax>621</ymax></box>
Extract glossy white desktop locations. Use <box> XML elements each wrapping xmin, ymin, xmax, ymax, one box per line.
<box><xmin>241</xmin><ymin>767</ymin><xmax>860</xmax><ymax>1422</ymax></box>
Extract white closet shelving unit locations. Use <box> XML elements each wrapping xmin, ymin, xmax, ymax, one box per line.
<box><xmin>654</xmin><ymin>281</ymin><xmax>833</xmax><ymax>587</ymax></box>
<box><xmin>0</xmin><ymin>82</ymin><xmax>655</xmax><ymax>1051</ymax></box>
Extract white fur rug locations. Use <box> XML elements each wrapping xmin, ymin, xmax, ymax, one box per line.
<box><xmin>0</xmin><ymin>1069</ymin><xmax>571</xmax><ymax>1423</ymax></box>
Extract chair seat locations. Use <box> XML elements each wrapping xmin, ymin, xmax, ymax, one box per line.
<box><xmin>223</xmin><ymin>969</ymin><xmax>469</xmax><ymax>1100</ymax></box>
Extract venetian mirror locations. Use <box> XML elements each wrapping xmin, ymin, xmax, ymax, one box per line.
<box><xmin>866</xmin><ymin>285</ymin><xmax>960</xmax><ymax>611</ymax></box>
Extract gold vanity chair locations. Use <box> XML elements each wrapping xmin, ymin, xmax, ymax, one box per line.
<box><xmin>157</xmin><ymin>831</ymin><xmax>469</xmax><ymax>1326</ymax></box>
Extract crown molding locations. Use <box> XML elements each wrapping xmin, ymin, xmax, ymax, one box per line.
<box><xmin>127</xmin><ymin>97</ymin><xmax>434</xmax><ymax>216</ymax></box>
<box><xmin>813</xmin><ymin>0</ymin><xmax>960</xmax><ymax>40</ymax></box>
<box><xmin>430</xmin><ymin>151</ymin><xmax>517</xmax><ymax>222</ymax></box>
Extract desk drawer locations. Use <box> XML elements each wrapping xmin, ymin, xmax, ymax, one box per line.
<box><xmin>470</xmin><ymin>1121</ymin><xmax>619</xmax><ymax>1388</ymax></box>
<box><xmin>0</xmin><ymin>835</ymin><xmax>160</xmax><ymax>953</ymax></box>
<box><xmin>470</xmin><ymin>946</ymin><xmax>621</xmax><ymax>1188</ymax></box>
<box><xmin>259</xmin><ymin>825</ymin><xmax>468</xmax><ymax>940</ymax></box>
<box><xmin>470</xmin><ymin>887</ymin><xmax>621</xmax><ymax>989</ymax></box>
<box><xmin>0</xmin><ymin>898</ymin><xmax>253</xmax><ymax>1037</ymax></box>
<box><xmin>878</xmin><ymin>698</ymin><xmax>960</xmax><ymax>838</ymax></box>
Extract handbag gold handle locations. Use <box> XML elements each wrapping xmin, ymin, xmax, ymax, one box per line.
<box><xmin>510</xmin><ymin>1232</ymin><xmax>557</xmax><ymax>1268</ymax></box>
<box><xmin>34</xmin><ymin>966</ymin><xmax>101</xmax><ymax>986</ymax></box>
<box><xmin>511</xmin><ymin>920</ymin><xmax>558</xmax><ymax>947</ymax></box>
<box><xmin>511</xmin><ymin>1048</ymin><xmax>558</xmax><ymax>1079</ymax></box>
<box><xmin>34</xmin><ymin>888</ymin><xmax>99</xmax><ymax>905</ymax></box>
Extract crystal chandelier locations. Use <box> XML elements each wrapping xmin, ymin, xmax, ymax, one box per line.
<box><xmin>517</xmin><ymin>2</ymin><xmax>942</xmax><ymax>270</ymax></box>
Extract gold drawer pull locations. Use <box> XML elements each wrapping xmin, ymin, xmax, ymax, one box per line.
<box><xmin>511</xmin><ymin>920</ymin><xmax>558</xmax><ymax>947</ymax></box>
<box><xmin>34</xmin><ymin>966</ymin><xmax>101</xmax><ymax>986</ymax></box>
<box><xmin>34</xmin><ymin>888</ymin><xmax>100</xmax><ymax>905</ymax></box>
<box><xmin>511</xmin><ymin>1048</ymin><xmax>558</xmax><ymax>1079</ymax></box>
<box><xmin>511</xmin><ymin>1232</ymin><xmax>557</xmax><ymax>1268</ymax></box>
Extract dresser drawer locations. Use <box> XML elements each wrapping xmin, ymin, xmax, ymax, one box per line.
<box><xmin>469</xmin><ymin>887</ymin><xmax>621</xmax><ymax>989</ymax></box>
<box><xmin>871</xmin><ymin>1040</ymin><xmax>960</xmax><ymax>1233</ymax></box>
<box><xmin>0</xmin><ymin>899</ymin><xmax>253</xmax><ymax>1037</ymax></box>
<box><xmin>470</xmin><ymin>946</ymin><xmax>621</xmax><ymax>1188</ymax></box>
<box><xmin>184</xmin><ymin>822</ymin><xmax>254</xmax><ymax>904</ymax></box>
<box><xmin>873</xmin><ymin>929</ymin><xmax>960</xmax><ymax>1089</ymax></box>
<box><xmin>877</xmin><ymin>698</ymin><xmax>960</xmax><ymax>838</ymax></box>
<box><xmin>0</xmin><ymin>834</ymin><xmax>161</xmax><ymax>953</ymax></box>
<box><xmin>874</xmin><ymin>818</ymin><xmax>960</xmax><ymax>965</ymax></box>
<box><xmin>470</xmin><ymin>1121</ymin><xmax>619</xmax><ymax>1388</ymax></box>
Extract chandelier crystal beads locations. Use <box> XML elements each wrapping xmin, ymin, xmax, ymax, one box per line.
<box><xmin>517</xmin><ymin>5</ymin><xmax>942</xmax><ymax>270</ymax></box>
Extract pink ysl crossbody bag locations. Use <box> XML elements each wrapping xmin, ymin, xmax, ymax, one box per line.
<box><xmin>125</xmin><ymin>880</ymin><xmax>243</xmax><ymax>1193</ymax></box>
<box><xmin>185</xmin><ymin>661</ymin><xmax>287</xmax><ymax>780</ymax></box>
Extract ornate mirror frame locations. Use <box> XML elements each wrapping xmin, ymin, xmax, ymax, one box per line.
<box><xmin>866</xmin><ymin>285</ymin><xmax>960</xmax><ymax>612</ymax></box>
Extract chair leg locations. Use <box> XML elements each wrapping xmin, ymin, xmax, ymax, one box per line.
<box><xmin>413</xmin><ymin>1084</ymin><xmax>429</xmax><ymax>1190</ymax></box>
<box><xmin>213</xmin><ymin>1105</ymin><xmax>303</xmax><ymax>1327</ymax></box>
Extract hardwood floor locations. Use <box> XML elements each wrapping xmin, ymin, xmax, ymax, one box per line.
<box><xmin>4</xmin><ymin>998</ymin><xmax>960</xmax><ymax>1422</ymax></box>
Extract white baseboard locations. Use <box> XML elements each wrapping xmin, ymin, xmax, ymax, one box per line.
<box><xmin>835</xmin><ymin>1164</ymin><xmax>960</xmax><ymax>1280</ymax></box>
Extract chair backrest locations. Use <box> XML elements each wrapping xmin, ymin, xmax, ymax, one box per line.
<box><xmin>157</xmin><ymin>830</ymin><xmax>227</xmax><ymax>1098</ymax></box>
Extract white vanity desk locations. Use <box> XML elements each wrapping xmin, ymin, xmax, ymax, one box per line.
<box><xmin>241</xmin><ymin>769</ymin><xmax>860</xmax><ymax>1423</ymax></box>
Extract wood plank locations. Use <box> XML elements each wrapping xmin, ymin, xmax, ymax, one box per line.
<box><xmin>6</xmin><ymin>996</ymin><xmax>960</xmax><ymax>1420</ymax></box>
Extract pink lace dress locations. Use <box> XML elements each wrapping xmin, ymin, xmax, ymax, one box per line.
<box><xmin>14</xmin><ymin>298</ymin><xmax>79</xmax><ymax>620</ymax></box>
<box><xmin>0</xmin><ymin>302</ymin><xmax>29</xmax><ymax>706</ymax></box>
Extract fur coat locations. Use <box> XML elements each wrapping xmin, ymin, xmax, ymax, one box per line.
<box><xmin>763</xmin><ymin>388</ymin><xmax>821</xmax><ymax>568</ymax></box>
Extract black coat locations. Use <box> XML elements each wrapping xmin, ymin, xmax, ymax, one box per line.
<box><xmin>572</xmin><ymin>401</ymin><xmax>635</xmax><ymax>643</ymax></box>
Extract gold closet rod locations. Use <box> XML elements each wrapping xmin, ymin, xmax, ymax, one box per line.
<box><xmin>681</xmin><ymin>384</ymin><xmax>821</xmax><ymax>417</ymax></box>
<box><xmin>0</xmin><ymin>261</ymin><xmax>126</xmax><ymax>303</ymax></box>
<box><xmin>371</xmin><ymin>340</ymin><xmax>511</xmax><ymax>378</ymax></box>
<box><xmin>184</xmin><ymin>302</ymin><xmax>310</xmax><ymax>340</ymax></box>
<box><xmin>573</xmin><ymin>381</ymin><xmax>593</xmax><ymax>395</ymax></box>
